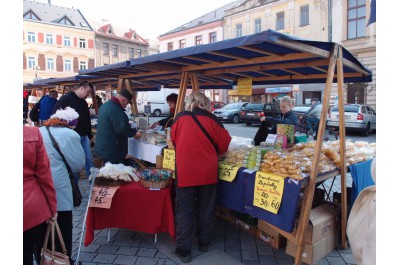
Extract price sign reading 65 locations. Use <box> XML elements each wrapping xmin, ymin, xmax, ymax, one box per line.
<box><xmin>218</xmin><ymin>162</ymin><xmax>240</xmax><ymax>182</ymax></box>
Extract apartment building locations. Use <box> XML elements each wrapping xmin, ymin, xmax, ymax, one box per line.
<box><xmin>158</xmin><ymin>1</ymin><xmax>242</xmax><ymax>103</ymax></box>
<box><xmin>23</xmin><ymin>0</ymin><xmax>95</xmax><ymax>84</ymax></box>
<box><xmin>90</xmin><ymin>20</ymin><xmax>149</xmax><ymax>66</ymax></box>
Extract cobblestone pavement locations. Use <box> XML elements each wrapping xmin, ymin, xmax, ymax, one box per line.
<box><xmin>63</xmin><ymin>175</ymin><xmax>356</xmax><ymax>265</ymax></box>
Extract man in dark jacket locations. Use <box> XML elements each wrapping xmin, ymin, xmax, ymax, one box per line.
<box><xmin>52</xmin><ymin>81</ymin><xmax>94</xmax><ymax>184</ymax></box>
<box><xmin>94</xmin><ymin>89</ymin><xmax>138</xmax><ymax>164</ymax></box>
<box><xmin>39</xmin><ymin>90</ymin><xmax>59</xmax><ymax>124</ymax></box>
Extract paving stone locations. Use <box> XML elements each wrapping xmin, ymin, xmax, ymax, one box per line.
<box><xmin>259</xmin><ymin>255</ymin><xmax>278</xmax><ymax>265</ymax></box>
<box><xmin>139</xmin><ymin>239</ymin><xmax>156</xmax><ymax>248</ymax></box>
<box><xmin>276</xmin><ymin>256</ymin><xmax>294</xmax><ymax>265</ymax></box>
<box><xmin>73</xmin><ymin>252</ymin><xmax>97</xmax><ymax>262</ymax></box>
<box><xmin>97</xmin><ymin>245</ymin><xmax>120</xmax><ymax>254</ymax></box>
<box><xmin>316</xmin><ymin>257</ymin><xmax>330</xmax><ymax>265</ymax></box>
<box><xmin>137</xmin><ymin>248</ymin><xmax>158</xmax><ymax>257</ymax></box>
<box><xmin>243</xmin><ymin>260</ymin><xmax>260</xmax><ymax>265</ymax></box>
<box><xmin>155</xmin><ymin>251</ymin><xmax>168</xmax><ymax>258</ymax></box>
<box><xmin>80</xmin><ymin>243</ymin><xmax>100</xmax><ymax>252</ymax></box>
<box><xmin>340</xmin><ymin>253</ymin><xmax>355</xmax><ymax>264</ymax></box>
<box><xmin>113</xmin><ymin>255</ymin><xmax>138</xmax><ymax>265</ymax></box>
<box><xmin>242</xmin><ymin>249</ymin><xmax>258</xmax><ymax>261</ymax></box>
<box><xmin>256</xmin><ymin>244</ymin><xmax>274</xmax><ymax>256</ymax></box>
<box><xmin>116</xmin><ymin>246</ymin><xmax>139</xmax><ymax>255</ymax></box>
<box><xmin>273</xmin><ymin>248</ymin><xmax>289</xmax><ymax>257</ymax></box>
<box><xmin>94</xmin><ymin>236</ymin><xmax>115</xmax><ymax>245</ymax></box>
<box><xmin>224</xmin><ymin>238</ymin><xmax>241</xmax><ymax>251</ymax></box>
<box><xmin>337</xmin><ymin>247</ymin><xmax>353</xmax><ymax>254</ymax></box>
<box><xmin>134</xmin><ymin>257</ymin><xmax>159</xmax><ymax>265</ymax></box>
<box><xmin>92</xmin><ymin>253</ymin><xmax>117</xmax><ymax>263</ymax></box>
<box><xmin>326</xmin><ymin>249</ymin><xmax>341</xmax><ymax>257</ymax></box>
<box><xmin>326</xmin><ymin>256</ymin><xmax>347</xmax><ymax>265</ymax></box>
<box><xmin>163</xmin><ymin>259</ymin><xmax>178</xmax><ymax>265</ymax></box>
<box><xmin>224</xmin><ymin>250</ymin><xmax>242</xmax><ymax>261</ymax></box>
<box><xmin>241</xmin><ymin>239</ymin><xmax>256</xmax><ymax>250</ymax></box>
<box><xmin>112</xmin><ymin>238</ymin><xmax>134</xmax><ymax>247</ymax></box>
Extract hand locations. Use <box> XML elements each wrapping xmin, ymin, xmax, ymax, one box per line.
<box><xmin>133</xmin><ymin>132</ymin><xmax>141</xmax><ymax>139</ymax></box>
<box><xmin>49</xmin><ymin>213</ymin><xmax>58</xmax><ymax>222</ymax></box>
<box><xmin>260</xmin><ymin>117</ymin><xmax>266</xmax><ymax>122</ymax></box>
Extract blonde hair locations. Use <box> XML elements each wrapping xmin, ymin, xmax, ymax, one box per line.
<box><xmin>280</xmin><ymin>96</ymin><xmax>294</xmax><ymax>108</ymax></box>
<box><xmin>185</xmin><ymin>92</ymin><xmax>211</xmax><ymax>111</ymax></box>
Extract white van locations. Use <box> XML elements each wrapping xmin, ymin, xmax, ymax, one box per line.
<box><xmin>137</xmin><ymin>88</ymin><xmax>180</xmax><ymax>116</ymax></box>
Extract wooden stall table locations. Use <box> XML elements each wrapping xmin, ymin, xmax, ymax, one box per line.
<box><xmin>128</xmin><ymin>138</ymin><xmax>166</xmax><ymax>164</ymax></box>
<box><xmin>84</xmin><ymin>181</ymin><xmax>175</xmax><ymax>246</ymax></box>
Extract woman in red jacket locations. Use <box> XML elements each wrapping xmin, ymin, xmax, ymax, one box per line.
<box><xmin>170</xmin><ymin>92</ymin><xmax>231</xmax><ymax>263</ymax></box>
<box><xmin>23</xmin><ymin>126</ymin><xmax>57</xmax><ymax>265</ymax></box>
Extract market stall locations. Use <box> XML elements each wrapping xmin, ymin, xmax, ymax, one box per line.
<box><xmin>79</xmin><ymin>29</ymin><xmax>372</xmax><ymax>265</ymax></box>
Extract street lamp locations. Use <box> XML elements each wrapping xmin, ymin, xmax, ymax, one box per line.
<box><xmin>33</xmin><ymin>65</ymin><xmax>41</xmax><ymax>82</ymax></box>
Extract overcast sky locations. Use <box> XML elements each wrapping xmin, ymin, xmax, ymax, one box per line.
<box><xmin>36</xmin><ymin>0</ymin><xmax>236</xmax><ymax>40</ymax></box>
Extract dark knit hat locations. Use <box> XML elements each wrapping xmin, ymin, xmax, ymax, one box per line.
<box><xmin>118</xmin><ymin>89</ymin><xmax>133</xmax><ymax>102</ymax></box>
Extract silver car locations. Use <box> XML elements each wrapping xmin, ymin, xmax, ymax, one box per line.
<box><xmin>212</xmin><ymin>102</ymin><xmax>249</xmax><ymax>124</ymax></box>
<box><xmin>327</xmin><ymin>104</ymin><xmax>376</xmax><ymax>136</ymax></box>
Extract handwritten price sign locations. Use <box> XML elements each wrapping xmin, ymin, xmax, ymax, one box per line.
<box><xmin>89</xmin><ymin>185</ymin><xmax>120</xmax><ymax>209</ymax></box>
<box><xmin>253</xmin><ymin>171</ymin><xmax>286</xmax><ymax>214</ymax></box>
<box><xmin>163</xmin><ymin>149</ymin><xmax>175</xmax><ymax>171</ymax></box>
<box><xmin>218</xmin><ymin>162</ymin><xmax>240</xmax><ymax>182</ymax></box>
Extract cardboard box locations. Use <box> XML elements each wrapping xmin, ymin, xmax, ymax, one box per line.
<box><xmin>286</xmin><ymin>231</ymin><xmax>338</xmax><ymax>265</ymax></box>
<box><xmin>257</xmin><ymin>220</ymin><xmax>287</xmax><ymax>249</ymax></box>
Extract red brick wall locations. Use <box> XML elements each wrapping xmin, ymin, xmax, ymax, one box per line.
<box><xmin>23</xmin><ymin>52</ymin><xmax>26</xmax><ymax>69</ymax></box>
<box><xmin>38</xmin><ymin>32</ymin><xmax>44</xmax><ymax>43</ymax></box>
<box><xmin>56</xmin><ymin>35</ymin><xmax>62</xmax><ymax>45</ymax></box>
<box><xmin>88</xmin><ymin>39</ymin><xmax>94</xmax><ymax>49</ymax></box>
<box><xmin>88</xmin><ymin>58</ymin><xmax>94</xmax><ymax>69</ymax></box>
<box><xmin>73</xmin><ymin>57</ymin><xmax>79</xmax><ymax>73</ymax></box>
<box><xmin>56</xmin><ymin>55</ymin><xmax>63</xmax><ymax>72</ymax></box>
<box><xmin>38</xmin><ymin>54</ymin><xmax>45</xmax><ymax>70</ymax></box>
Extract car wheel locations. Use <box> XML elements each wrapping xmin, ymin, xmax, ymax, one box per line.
<box><xmin>232</xmin><ymin>114</ymin><xmax>240</xmax><ymax>124</ymax></box>
<box><xmin>245</xmin><ymin>122</ymin><xmax>252</xmax><ymax>126</ymax></box>
<box><xmin>362</xmin><ymin>123</ymin><xmax>370</xmax><ymax>137</ymax></box>
<box><xmin>153</xmin><ymin>109</ymin><xmax>161</xmax><ymax>117</ymax></box>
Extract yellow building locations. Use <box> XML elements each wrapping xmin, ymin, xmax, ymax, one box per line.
<box><xmin>23</xmin><ymin>0</ymin><xmax>95</xmax><ymax>84</ymax></box>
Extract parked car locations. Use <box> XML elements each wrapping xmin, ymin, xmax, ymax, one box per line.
<box><xmin>327</xmin><ymin>104</ymin><xmax>376</xmax><ymax>136</ymax></box>
<box><xmin>240</xmin><ymin>102</ymin><xmax>280</xmax><ymax>126</ymax></box>
<box><xmin>212</xmin><ymin>102</ymin><xmax>249</xmax><ymax>123</ymax></box>
<box><xmin>211</xmin><ymin>101</ymin><xmax>226</xmax><ymax>112</ymax></box>
<box><xmin>292</xmin><ymin>105</ymin><xmax>312</xmax><ymax>122</ymax></box>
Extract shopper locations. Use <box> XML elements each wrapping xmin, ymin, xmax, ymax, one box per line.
<box><xmin>301</xmin><ymin>98</ymin><xmax>322</xmax><ymax>139</ymax></box>
<box><xmin>53</xmin><ymin>81</ymin><xmax>94</xmax><ymax>184</ymax></box>
<box><xmin>170</xmin><ymin>92</ymin><xmax>231</xmax><ymax>263</ymax></box>
<box><xmin>148</xmin><ymin>93</ymin><xmax>178</xmax><ymax>129</ymax></box>
<box><xmin>38</xmin><ymin>90</ymin><xmax>59</xmax><ymax>124</ymax></box>
<box><xmin>23</xmin><ymin>125</ymin><xmax>57</xmax><ymax>265</ymax></box>
<box><xmin>40</xmin><ymin>107</ymin><xmax>85</xmax><ymax>263</ymax></box>
<box><xmin>94</xmin><ymin>89</ymin><xmax>138</xmax><ymax>164</ymax></box>
<box><xmin>253</xmin><ymin>96</ymin><xmax>298</xmax><ymax>145</ymax></box>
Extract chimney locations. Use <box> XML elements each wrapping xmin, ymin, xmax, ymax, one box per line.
<box><xmin>48</xmin><ymin>0</ymin><xmax>51</xmax><ymax>4</ymax></box>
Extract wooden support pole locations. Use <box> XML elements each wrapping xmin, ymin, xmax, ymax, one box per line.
<box><xmin>190</xmin><ymin>73</ymin><xmax>200</xmax><ymax>92</ymax></box>
<box><xmin>60</xmin><ymin>85</ymin><xmax>65</xmax><ymax>96</ymax></box>
<box><xmin>293</xmin><ymin>44</ymin><xmax>339</xmax><ymax>265</ymax></box>
<box><xmin>174</xmin><ymin>72</ymin><xmax>189</xmax><ymax>118</ymax></box>
<box><xmin>117</xmin><ymin>78</ymin><xmax>124</xmax><ymax>92</ymax></box>
<box><xmin>90</xmin><ymin>84</ymin><xmax>99</xmax><ymax>114</ymax></box>
<box><xmin>336</xmin><ymin>46</ymin><xmax>348</xmax><ymax>249</ymax></box>
<box><xmin>125</xmin><ymin>79</ymin><xmax>138</xmax><ymax>117</ymax></box>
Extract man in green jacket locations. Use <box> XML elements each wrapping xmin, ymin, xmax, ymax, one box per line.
<box><xmin>94</xmin><ymin>89</ymin><xmax>138</xmax><ymax>164</ymax></box>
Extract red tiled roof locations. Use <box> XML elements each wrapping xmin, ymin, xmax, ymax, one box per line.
<box><xmin>96</xmin><ymin>24</ymin><xmax>149</xmax><ymax>45</ymax></box>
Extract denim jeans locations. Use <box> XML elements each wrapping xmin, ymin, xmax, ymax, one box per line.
<box><xmin>306</xmin><ymin>116</ymin><xmax>320</xmax><ymax>135</ymax></box>
<box><xmin>74</xmin><ymin>135</ymin><xmax>94</xmax><ymax>185</ymax></box>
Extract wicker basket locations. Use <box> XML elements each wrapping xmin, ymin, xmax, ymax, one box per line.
<box><xmin>140</xmin><ymin>177</ymin><xmax>171</xmax><ymax>189</ymax></box>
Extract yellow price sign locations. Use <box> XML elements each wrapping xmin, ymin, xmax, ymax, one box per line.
<box><xmin>253</xmin><ymin>171</ymin><xmax>286</xmax><ymax>214</ymax></box>
<box><xmin>163</xmin><ymin>149</ymin><xmax>175</xmax><ymax>171</ymax></box>
<box><xmin>237</xmin><ymin>77</ymin><xmax>253</xmax><ymax>95</ymax></box>
<box><xmin>218</xmin><ymin>162</ymin><xmax>240</xmax><ymax>182</ymax></box>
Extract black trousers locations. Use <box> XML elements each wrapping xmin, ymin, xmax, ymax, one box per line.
<box><xmin>253</xmin><ymin>121</ymin><xmax>272</xmax><ymax>146</ymax></box>
<box><xmin>23</xmin><ymin>221</ymin><xmax>47</xmax><ymax>265</ymax></box>
<box><xmin>52</xmin><ymin>211</ymin><xmax>73</xmax><ymax>260</ymax></box>
<box><xmin>175</xmin><ymin>183</ymin><xmax>217</xmax><ymax>252</ymax></box>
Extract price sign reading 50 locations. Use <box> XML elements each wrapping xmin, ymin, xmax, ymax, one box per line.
<box><xmin>218</xmin><ymin>162</ymin><xmax>240</xmax><ymax>182</ymax></box>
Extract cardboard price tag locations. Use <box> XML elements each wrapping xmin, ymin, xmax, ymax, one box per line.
<box><xmin>237</xmin><ymin>77</ymin><xmax>253</xmax><ymax>95</ymax></box>
<box><xmin>163</xmin><ymin>149</ymin><xmax>175</xmax><ymax>171</ymax></box>
<box><xmin>253</xmin><ymin>171</ymin><xmax>286</xmax><ymax>214</ymax></box>
<box><xmin>89</xmin><ymin>185</ymin><xmax>120</xmax><ymax>209</ymax></box>
<box><xmin>218</xmin><ymin>162</ymin><xmax>240</xmax><ymax>182</ymax></box>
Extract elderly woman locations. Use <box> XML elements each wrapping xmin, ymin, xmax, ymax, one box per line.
<box><xmin>39</xmin><ymin>107</ymin><xmax>85</xmax><ymax>263</ymax></box>
<box><xmin>253</xmin><ymin>96</ymin><xmax>298</xmax><ymax>145</ymax></box>
<box><xmin>170</xmin><ymin>92</ymin><xmax>231</xmax><ymax>263</ymax></box>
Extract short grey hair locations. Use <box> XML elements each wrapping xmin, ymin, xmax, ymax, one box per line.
<box><xmin>280</xmin><ymin>96</ymin><xmax>294</xmax><ymax>107</ymax></box>
<box><xmin>185</xmin><ymin>92</ymin><xmax>211</xmax><ymax>111</ymax></box>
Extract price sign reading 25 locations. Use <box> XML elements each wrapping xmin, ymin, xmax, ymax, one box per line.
<box><xmin>218</xmin><ymin>162</ymin><xmax>240</xmax><ymax>182</ymax></box>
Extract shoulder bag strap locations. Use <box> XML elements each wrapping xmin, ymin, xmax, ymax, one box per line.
<box><xmin>45</xmin><ymin>126</ymin><xmax>74</xmax><ymax>177</ymax></box>
<box><xmin>190</xmin><ymin>112</ymin><xmax>219</xmax><ymax>154</ymax></box>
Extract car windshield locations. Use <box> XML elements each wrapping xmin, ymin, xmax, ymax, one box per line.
<box><xmin>222</xmin><ymin>103</ymin><xmax>245</xmax><ymax>110</ymax></box>
<box><xmin>331</xmin><ymin>105</ymin><xmax>359</xmax><ymax>113</ymax></box>
<box><xmin>243</xmin><ymin>103</ymin><xmax>263</xmax><ymax>111</ymax></box>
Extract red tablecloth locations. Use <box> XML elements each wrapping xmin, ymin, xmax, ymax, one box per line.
<box><xmin>84</xmin><ymin>181</ymin><xmax>175</xmax><ymax>246</ymax></box>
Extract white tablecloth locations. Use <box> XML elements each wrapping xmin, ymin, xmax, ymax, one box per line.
<box><xmin>127</xmin><ymin>138</ymin><xmax>166</xmax><ymax>163</ymax></box>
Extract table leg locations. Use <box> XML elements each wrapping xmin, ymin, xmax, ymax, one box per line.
<box><xmin>108</xmin><ymin>228</ymin><xmax>111</xmax><ymax>242</ymax></box>
<box><xmin>155</xmin><ymin>233</ymin><xmax>157</xmax><ymax>243</ymax></box>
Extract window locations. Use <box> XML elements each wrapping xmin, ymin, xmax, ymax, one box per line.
<box><xmin>28</xmin><ymin>57</ymin><xmax>36</xmax><ymax>69</ymax></box>
<box><xmin>136</xmin><ymin>49</ymin><xmax>142</xmax><ymax>58</ymax></box>
<box><xmin>128</xmin><ymin>48</ymin><xmax>134</xmax><ymax>59</ymax></box>
<box><xmin>63</xmin><ymin>36</ymin><xmax>71</xmax><ymax>47</ymax></box>
<box><xmin>300</xmin><ymin>5</ymin><xmax>309</xmax><ymax>26</ymax></box>
<box><xmin>347</xmin><ymin>0</ymin><xmax>366</xmax><ymax>39</ymax></box>
<box><xmin>179</xmin><ymin>39</ymin><xmax>186</xmax><ymax>49</ymax></box>
<box><xmin>79</xmin><ymin>61</ymin><xmax>87</xmax><ymax>70</ymax></box>
<box><xmin>79</xmin><ymin>38</ymin><xmax>86</xmax><ymax>48</ymax></box>
<box><xmin>254</xmin><ymin>18</ymin><xmax>261</xmax><ymax>33</ymax></box>
<box><xmin>46</xmin><ymin>34</ymin><xmax>53</xmax><ymax>44</ymax></box>
<box><xmin>64</xmin><ymin>59</ymin><xmax>72</xmax><ymax>71</ymax></box>
<box><xmin>46</xmin><ymin>58</ymin><xmax>54</xmax><ymax>70</ymax></box>
<box><xmin>236</xmin><ymin>23</ymin><xmax>242</xmax><ymax>37</ymax></box>
<box><xmin>58</xmin><ymin>17</ymin><xmax>74</xmax><ymax>26</ymax></box>
<box><xmin>209</xmin><ymin>32</ymin><xmax>217</xmax><ymax>43</ymax></box>
<box><xmin>103</xmin><ymin>43</ymin><xmax>109</xmax><ymax>55</ymax></box>
<box><xmin>27</xmin><ymin>32</ymin><xmax>35</xmax><ymax>42</ymax></box>
<box><xmin>167</xmin><ymin>42</ymin><xmax>173</xmax><ymax>51</ymax></box>
<box><xmin>24</xmin><ymin>11</ymin><xmax>40</xmax><ymax>20</ymax></box>
<box><xmin>112</xmin><ymin>45</ymin><xmax>118</xmax><ymax>56</ymax></box>
<box><xmin>195</xmin><ymin>35</ymin><xmax>202</xmax><ymax>45</ymax></box>
<box><xmin>276</xmin><ymin>12</ymin><xmax>284</xmax><ymax>30</ymax></box>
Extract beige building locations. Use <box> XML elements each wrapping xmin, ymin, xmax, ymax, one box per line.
<box><xmin>23</xmin><ymin>0</ymin><xmax>95</xmax><ymax>84</ymax></box>
<box><xmin>90</xmin><ymin>20</ymin><xmax>149</xmax><ymax>67</ymax></box>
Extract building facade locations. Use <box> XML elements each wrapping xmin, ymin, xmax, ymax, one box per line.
<box><xmin>23</xmin><ymin>0</ymin><xmax>95</xmax><ymax>84</ymax></box>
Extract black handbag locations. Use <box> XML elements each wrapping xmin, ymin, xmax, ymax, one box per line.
<box><xmin>29</xmin><ymin>97</ymin><xmax>44</xmax><ymax>122</ymax></box>
<box><xmin>46</xmin><ymin>127</ymin><xmax>82</xmax><ymax>207</ymax></box>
